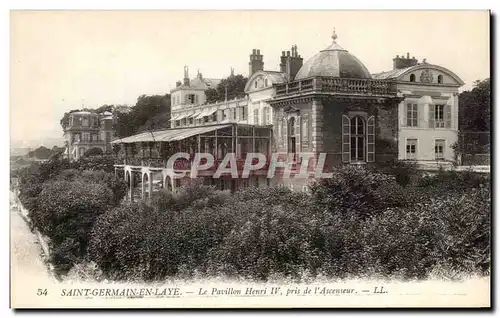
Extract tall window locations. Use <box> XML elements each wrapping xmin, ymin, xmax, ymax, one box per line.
<box><xmin>288</xmin><ymin>117</ymin><xmax>296</xmax><ymax>154</ymax></box>
<box><xmin>410</xmin><ymin>74</ymin><xmax>416</xmax><ymax>82</ymax></box>
<box><xmin>435</xmin><ymin>139</ymin><xmax>445</xmax><ymax>160</ymax></box>
<box><xmin>188</xmin><ymin>94</ymin><xmax>196</xmax><ymax>104</ymax></box>
<box><xmin>350</xmin><ymin>116</ymin><xmax>365</xmax><ymax>162</ymax></box>
<box><xmin>437</xmin><ymin>75</ymin><xmax>443</xmax><ymax>84</ymax></box>
<box><xmin>406</xmin><ymin>139</ymin><xmax>417</xmax><ymax>160</ymax></box>
<box><xmin>239</xmin><ymin>106</ymin><xmax>247</xmax><ymax>121</ymax></box>
<box><xmin>406</xmin><ymin>103</ymin><xmax>418</xmax><ymax>127</ymax></box>
<box><xmin>429</xmin><ymin>104</ymin><xmax>451</xmax><ymax>128</ymax></box>
<box><xmin>435</xmin><ymin>105</ymin><xmax>445</xmax><ymax>128</ymax></box>
<box><xmin>254</xmin><ymin>109</ymin><xmax>259</xmax><ymax>125</ymax></box>
<box><xmin>263</xmin><ymin>107</ymin><xmax>270</xmax><ymax>125</ymax></box>
<box><xmin>302</xmin><ymin>116</ymin><xmax>309</xmax><ymax>146</ymax></box>
<box><xmin>342</xmin><ymin>115</ymin><xmax>375</xmax><ymax>163</ymax></box>
<box><xmin>232</xmin><ymin>108</ymin><xmax>237</xmax><ymax>120</ymax></box>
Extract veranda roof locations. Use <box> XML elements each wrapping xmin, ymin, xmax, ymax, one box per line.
<box><xmin>111</xmin><ymin>124</ymin><xmax>232</xmax><ymax>144</ymax></box>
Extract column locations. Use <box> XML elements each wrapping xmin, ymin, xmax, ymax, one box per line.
<box><xmin>141</xmin><ymin>173</ymin><xmax>145</xmax><ymax>200</ymax></box>
<box><xmin>129</xmin><ymin>171</ymin><xmax>134</xmax><ymax>203</ymax></box>
<box><xmin>147</xmin><ymin>172</ymin><xmax>153</xmax><ymax>201</ymax></box>
<box><xmin>311</xmin><ymin>99</ymin><xmax>324</xmax><ymax>153</ymax></box>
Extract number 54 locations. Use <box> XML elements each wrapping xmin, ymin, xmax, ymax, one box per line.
<box><xmin>37</xmin><ymin>289</ymin><xmax>47</xmax><ymax>296</ymax></box>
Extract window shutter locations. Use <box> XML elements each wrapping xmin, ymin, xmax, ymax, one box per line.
<box><xmin>403</xmin><ymin>104</ymin><xmax>407</xmax><ymax>127</ymax></box>
<box><xmin>445</xmin><ymin>104</ymin><xmax>451</xmax><ymax>128</ymax></box>
<box><xmin>342</xmin><ymin>115</ymin><xmax>350</xmax><ymax>163</ymax></box>
<box><xmin>367</xmin><ymin>116</ymin><xmax>375</xmax><ymax>162</ymax></box>
<box><xmin>283</xmin><ymin>118</ymin><xmax>288</xmax><ymax>152</ymax></box>
<box><xmin>295</xmin><ymin>115</ymin><xmax>301</xmax><ymax>153</ymax></box>
<box><xmin>418</xmin><ymin>103</ymin><xmax>424</xmax><ymax>128</ymax></box>
<box><xmin>428</xmin><ymin>104</ymin><xmax>435</xmax><ymax>128</ymax></box>
<box><xmin>302</xmin><ymin>115</ymin><xmax>309</xmax><ymax>147</ymax></box>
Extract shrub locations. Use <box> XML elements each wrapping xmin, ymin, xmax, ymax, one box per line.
<box><xmin>309</xmin><ymin>166</ymin><xmax>406</xmax><ymax>219</ymax></box>
<box><xmin>84</xmin><ymin>147</ymin><xmax>104</xmax><ymax>157</ymax></box>
<box><xmin>90</xmin><ymin>201</ymin><xmax>235</xmax><ymax>281</ymax></box>
<box><xmin>73</xmin><ymin>155</ymin><xmax>116</xmax><ymax>173</ymax></box>
<box><xmin>205</xmin><ymin>203</ymin><xmax>321</xmax><ymax>280</ymax></box>
<box><xmin>34</xmin><ymin>179</ymin><xmax>114</xmax><ymax>275</ymax></box>
<box><xmin>151</xmin><ymin>182</ymin><xmax>230</xmax><ymax>214</ymax></box>
<box><xmin>55</xmin><ymin>169</ymin><xmax>127</xmax><ymax>206</ymax></box>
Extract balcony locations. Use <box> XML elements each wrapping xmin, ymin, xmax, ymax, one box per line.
<box><xmin>274</xmin><ymin>77</ymin><xmax>398</xmax><ymax>98</ymax></box>
<box><xmin>72</xmin><ymin>139</ymin><xmax>106</xmax><ymax>145</ymax></box>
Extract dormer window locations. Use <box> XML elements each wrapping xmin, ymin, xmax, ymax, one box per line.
<box><xmin>254</xmin><ymin>81</ymin><xmax>258</xmax><ymax>88</ymax></box>
<box><xmin>438</xmin><ymin>75</ymin><xmax>443</xmax><ymax>84</ymax></box>
<box><xmin>410</xmin><ymin>74</ymin><xmax>416</xmax><ymax>82</ymax></box>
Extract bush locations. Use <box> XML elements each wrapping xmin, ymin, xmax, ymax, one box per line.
<box><xmin>90</xmin><ymin>184</ymin><xmax>232</xmax><ymax>281</ymax></box>
<box><xmin>73</xmin><ymin>155</ymin><xmax>116</xmax><ymax>173</ymax></box>
<box><xmin>205</xmin><ymin>203</ymin><xmax>321</xmax><ymax>280</ymax></box>
<box><xmin>309</xmin><ymin>166</ymin><xmax>406</xmax><ymax>219</ymax></box>
<box><xmin>33</xmin><ymin>179</ymin><xmax>114</xmax><ymax>275</ymax></box>
<box><xmin>84</xmin><ymin>147</ymin><xmax>104</xmax><ymax>157</ymax></box>
<box><xmin>55</xmin><ymin>169</ymin><xmax>127</xmax><ymax>206</ymax></box>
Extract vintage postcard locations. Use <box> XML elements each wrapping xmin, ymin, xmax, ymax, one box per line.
<box><xmin>9</xmin><ymin>10</ymin><xmax>491</xmax><ymax>308</ymax></box>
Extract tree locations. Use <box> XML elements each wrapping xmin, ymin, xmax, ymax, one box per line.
<box><xmin>458</xmin><ymin>78</ymin><xmax>490</xmax><ymax>131</ymax></box>
<box><xmin>204</xmin><ymin>74</ymin><xmax>248</xmax><ymax>103</ymax></box>
<box><xmin>28</xmin><ymin>146</ymin><xmax>53</xmax><ymax>160</ymax></box>
<box><xmin>204</xmin><ymin>88</ymin><xmax>219</xmax><ymax>104</ymax></box>
<box><xmin>113</xmin><ymin>94</ymin><xmax>171</xmax><ymax>138</ymax></box>
<box><xmin>454</xmin><ymin>78</ymin><xmax>491</xmax><ymax>158</ymax></box>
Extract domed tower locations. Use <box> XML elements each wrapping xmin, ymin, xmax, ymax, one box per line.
<box><xmin>268</xmin><ymin>29</ymin><xmax>403</xmax><ymax>175</ymax></box>
<box><xmin>294</xmin><ymin>29</ymin><xmax>372</xmax><ymax>80</ymax></box>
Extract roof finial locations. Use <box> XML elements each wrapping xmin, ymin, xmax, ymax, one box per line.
<box><xmin>332</xmin><ymin>27</ymin><xmax>338</xmax><ymax>42</ymax></box>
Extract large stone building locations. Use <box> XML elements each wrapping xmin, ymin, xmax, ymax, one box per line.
<box><xmin>373</xmin><ymin>54</ymin><xmax>464</xmax><ymax>165</ymax></box>
<box><xmin>64</xmin><ymin>111</ymin><xmax>114</xmax><ymax>160</ymax></box>
<box><xmin>112</xmin><ymin>30</ymin><xmax>464</xmax><ymax>199</ymax></box>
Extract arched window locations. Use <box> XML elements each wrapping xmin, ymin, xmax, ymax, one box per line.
<box><xmin>410</xmin><ymin>74</ymin><xmax>416</xmax><ymax>82</ymax></box>
<box><xmin>254</xmin><ymin>81</ymin><xmax>258</xmax><ymax>88</ymax></box>
<box><xmin>437</xmin><ymin>75</ymin><xmax>443</xmax><ymax>84</ymax></box>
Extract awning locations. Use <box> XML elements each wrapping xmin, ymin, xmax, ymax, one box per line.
<box><xmin>194</xmin><ymin>108</ymin><xmax>217</xmax><ymax>119</ymax></box>
<box><xmin>111</xmin><ymin>124</ymin><xmax>232</xmax><ymax>144</ymax></box>
<box><xmin>169</xmin><ymin>114</ymin><xmax>181</xmax><ymax>122</ymax></box>
<box><xmin>175</xmin><ymin>113</ymin><xmax>191</xmax><ymax>121</ymax></box>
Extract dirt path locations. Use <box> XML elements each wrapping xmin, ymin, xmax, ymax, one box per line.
<box><xmin>10</xmin><ymin>190</ymin><xmax>55</xmax><ymax>306</ymax></box>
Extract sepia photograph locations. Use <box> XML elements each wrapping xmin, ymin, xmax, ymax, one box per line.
<box><xmin>9</xmin><ymin>9</ymin><xmax>491</xmax><ymax>309</ymax></box>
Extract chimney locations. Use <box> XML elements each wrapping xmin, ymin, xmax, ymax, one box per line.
<box><xmin>248</xmin><ymin>48</ymin><xmax>264</xmax><ymax>77</ymax></box>
<box><xmin>281</xmin><ymin>45</ymin><xmax>303</xmax><ymax>81</ymax></box>
<box><xmin>280</xmin><ymin>51</ymin><xmax>287</xmax><ymax>72</ymax></box>
<box><xmin>392</xmin><ymin>53</ymin><xmax>419</xmax><ymax>70</ymax></box>
<box><xmin>183</xmin><ymin>65</ymin><xmax>190</xmax><ymax>86</ymax></box>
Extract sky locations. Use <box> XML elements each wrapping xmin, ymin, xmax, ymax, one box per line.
<box><xmin>10</xmin><ymin>10</ymin><xmax>490</xmax><ymax>147</ymax></box>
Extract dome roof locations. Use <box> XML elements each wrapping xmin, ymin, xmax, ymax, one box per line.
<box><xmin>295</xmin><ymin>30</ymin><xmax>372</xmax><ymax>80</ymax></box>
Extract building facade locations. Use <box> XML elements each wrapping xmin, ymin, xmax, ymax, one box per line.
<box><xmin>112</xmin><ymin>30</ymin><xmax>464</xmax><ymax>199</ymax></box>
<box><xmin>64</xmin><ymin>111</ymin><xmax>114</xmax><ymax>160</ymax></box>
<box><xmin>372</xmin><ymin>55</ymin><xmax>464</xmax><ymax>166</ymax></box>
